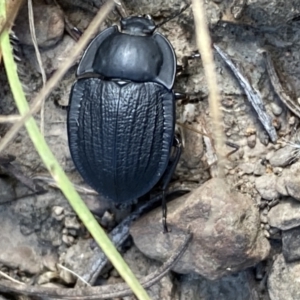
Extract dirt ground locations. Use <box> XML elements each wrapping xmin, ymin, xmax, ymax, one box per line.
<box><xmin>1</xmin><ymin>0</ymin><xmax>300</xmax><ymax>299</ymax></box>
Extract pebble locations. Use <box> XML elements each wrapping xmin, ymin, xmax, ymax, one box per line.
<box><xmin>130</xmin><ymin>178</ymin><xmax>270</xmax><ymax>280</ymax></box>
<box><xmin>270</xmin><ymin>102</ymin><xmax>283</xmax><ymax>116</ymax></box>
<box><xmin>247</xmin><ymin>134</ymin><xmax>256</xmax><ymax>148</ymax></box>
<box><xmin>253</xmin><ymin>160</ymin><xmax>266</xmax><ymax>176</ymax></box>
<box><xmin>238</xmin><ymin>162</ymin><xmax>255</xmax><ymax>175</ymax></box>
<box><xmin>269</xmin><ymin>146</ymin><xmax>296</xmax><ymax>167</ymax></box>
<box><xmin>260</xmin><ymin>214</ymin><xmax>268</xmax><ymax>224</ymax></box>
<box><xmin>289</xmin><ymin>116</ymin><xmax>296</xmax><ymax>126</ymax></box>
<box><xmin>255</xmin><ymin>174</ymin><xmax>279</xmax><ymax>200</ymax></box>
<box><xmin>62</xmin><ymin>234</ymin><xmax>74</xmax><ymax>246</ymax></box>
<box><xmin>282</xmin><ymin>226</ymin><xmax>300</xmax><ymax>262</ymax></box>
<box><xmin>15</xmin><ymin>4</ymin><xmax>65</xmax><ymax>47</ymax></box>
<box><xmin>268</xmin><ymin>254</ymin><xmax>300</xmax><ymax>299</ymax></box>
<box><xmin>268</xmin><ymin>198</ymin><xmax>300</xmax><ymax>230</ymax></box>
<box><xmin>52</xmin><ymin>206</ymin><xmax>64</xmax><ymax>216</ymax></box>
<box><xmin>64</xmin><ymin>216</ymin><xmax>81</xmax><ymax>230</ymax></box>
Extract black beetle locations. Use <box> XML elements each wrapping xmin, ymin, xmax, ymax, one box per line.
<box><xmin>68</xmin><ymin>15</ymin><xmax>183</xmax><ymax>232</ymax></box>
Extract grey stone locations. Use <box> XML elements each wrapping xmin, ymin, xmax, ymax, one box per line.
<box><xmin>130</xmin><ymin>178</ymin><xmax>270</xmax><ymax>280</ymax></box>
<box><xmin>270</xmin><ymin>102</ymin><xmax>283</xmax><ymax>116</ymax></box>
<box><xmin>23</xmin><ymin>35</ymin><xmax>77</xmax><ymax>75</ymax></box>
<box><xmin>276</xmin><ymin>175</ymin><xmax>289</xmax><ymax>196</ymax></box>
<box><xmin>268</xmin><ymin>198</ymin><xmax>300</xmax><ymax>230</ymax></box>
<box><xmin>273</xmin><ymin>162</ymin><xmax>300</xmax><ymax>200</ymax></box>
<box><xmin>0</xmin><ymin>209</ymin><xmax>43</xmax><ymax>274</ymax></box>
<box><xmin>238</xmin><ymin>162</ymin><xmax>255</xmax><ymax>175</ymax></box>
<box><xmin>181</xmin><ymin>122</ymin><xmax>204</xmax><ymax>169</ymax></box>
<box><xmin>253</xmin><ymin>160</ymin><xmax>266</xmax><ymax>176</ymax></box>
<box><xmin>64</xmin><ymin>215</ymin><xmax>81</xmax><ymax>230</ymax></box>
<box><xmin>247</xmin><ymin>134</ymin><xmax>257</xmax><ymax>148</ymax></box>
<box><xmin>179</xmin><ymin>271</ymin><xmax>254</xmax><ymax>300</ymax></box>
<box><xmin>268</xmin><ymin>254</ymin><xmax>300</xmax><ymax>300</ymax></box>
<box><xmin>15</xmin><ymin>4</ymin><xmax>65</xmax><ymax>47</ymax></box>
<box><xmin>282</xmin><ymin>226</ymin><xmax>300</xmax><ymax>262</ymax></box>
<box><xmin>269</xmin><ymin>146</ymin><xmax>297</xmax><ymax>167</ymax></box>
<box><xmin>255</xmin><ymin>174</ymin><xmax>279</xmax><ymax>200</ymax></box>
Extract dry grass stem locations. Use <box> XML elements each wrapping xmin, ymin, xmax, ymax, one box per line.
<box><xmin>191</xmin><ymin>0</ymin><xmax>225</xmax><ymax>178</ymax></box>
<box><xmin>27</xmin><ymin>0</ymin><xmax>47</xmax><ymax>135</ymax></box>
<box><xmin>0</xmin><ymin>115</ymin><xmax>21</xmax><ymax>123</ymax></box>
<box><xmin>0</xmin><ymin>0</ymin><xmax>115</xmax><ymax>154</ymax></box>
<box><xmin>0</xmin><ymin>270</ymin><xmax>25</xmax><ymax>285</ymax></box>
<box><xmin>57</xmin><ymin>263</ymin><xmax>91</xmax><ymax>286</ymax></box>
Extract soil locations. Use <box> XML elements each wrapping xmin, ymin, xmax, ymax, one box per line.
<box><xmin>0</xmin><ymin>0</ymin><xmax>300</xmax><ymax>299</ymax></box>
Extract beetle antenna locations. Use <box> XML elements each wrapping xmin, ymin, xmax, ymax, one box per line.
<box><xmin>156</xmin><ymin>3</ymin><xmax>191</xmax><ymax>28</ymax></box>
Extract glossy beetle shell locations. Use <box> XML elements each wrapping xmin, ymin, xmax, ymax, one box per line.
<box><xmin>68</xmin><ymin>17</ymin><xmax>177</xmax><ymax>203</ymax></box>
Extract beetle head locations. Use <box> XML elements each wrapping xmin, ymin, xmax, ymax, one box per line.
<box><xmin>120</xmin><ymin>16</ymin><xmax>156</xmax><ymax>35</ymax></box>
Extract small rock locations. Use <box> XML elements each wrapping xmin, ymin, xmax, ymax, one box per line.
<box><xmin>42</xmin><ymin>253</ymin><xmax>58</xmax><ymax>272</ymax></box>
<box><xmin>282</xmin><ymin>226</ymin><xmax>300</xmax><ymax>262</ymax></box>
<box><xmin>266</xmin><ymin>151</ymin><xmax>275</xmax><ymax>161</ymax></box>
<box><xmin>0</xmin><ymin>210</ymin><xmax>43</xmax><ymax>274</ymax></box>
<box><xmin>273</xmin><ymin>167</ymin><xmax>283</xmax><ymax>175</ymax></box>
<box><xmin>123</xmin><ymin>245</ymin><xmax>175</xmax><ymax>300</ymax></box>
<box><xmin>59</xmin><ymin>267</ymin><xmax>76</xmax><ymax>285</ymax></box>
<box><xmin>270</xmin><ymin>102</ymin><xmax>283</xmax><ymax>116</ymax></box>
<box><xmin>36</xmin><ymin>271</ymin><xmax>58</xmax><ymax>285</ymax></box>
<box><xmin>269</xmin><ymin>227</ymin><xmax>281</xmax><ymax>240</ymax></box>
<box><xmin>67</xmin><ymin>229</ymin><xmax>78</xmax><ymax>237</ymax></box>
<box><xmin>265</xmin><ymin>224</ymin><xmax>270</xmax><ymax>230</ymax></box>
<box><xmin>275</xmin><ymin>162</ymin><xmax>300</xmax><ymax>201</ymax></box>
<box><xmin>23</xmin><ymin>35</ymin><xmax>77</xmax><ymax>75</ymax></box>
<box><xmin>260</xmin><ymin>214</ymin><xmax>268</xmax><ymax>224</ymax></box>
<box><xmin>289</xmin><ymin>116</ymin><xmax>296</xmax><ymax>125</ymax></box>
<box><xmin>255</xmin><ymin>174</ymin><xmax>279</xmax><ymax>200</ymax></box>
<box><xmin>64</xmin><ymin>216</ymin><xmax>81</xmax><ymax>230</ymax></box>
<box><xmin>52</xmin><ymin>206</ymin><xmax>64</xmax><ymax>216</ymax></box>
<box><xmin>181</xmin><ymin>122</ymin><xmax>204</xmax><ymax>169</ymax></box>
<box><xmin>253</xmin><ymin>160</ymin><xmax>266</xmax><ymax>176</ymax></box>
<box><xmin>182</xmin><ymin>104</ymin><xmax>196</xmax><ymax>123</ymax></box>
<box><xmin>238</xmin><ymin>162</ymin><xmax>254</xmax><ymax>175</ymax></box>
<box><xmin>269</xmin><ymin>146</ymin><xmax>296</xmax><ymax>167</ymax></box>
<box><xmin>268</xmin><ymin>254</ymin><xmax>300</xmax><ymax>300</ymax></box>
<box><xmin>100</xmin><ymin>210</ymin><xmax>114</xmax><ymax>228</ymax></box>
<box><xmin>247</xmin><ymin>134</ymin><xmax>256</xmax><ymax>148</ymax></box>
<box><xmin>62</xmin><ymin>234</ymin><xmax>74</xmax><ymax>246</ymax></box>
<box><xmin>15</xmin><ymin>4</ymin><xmax>65</xmax><ymax>47</ymax></box>
<box><xmin>63</xmin><ymin>239</ymin><xmax>96</xmax><ymax>278</ymax></box>
<box><xmin>130</xmin><ymin>178</ymin><xmax>270</xmax><ymax>280</ymax></box>
<box><xmin>268</xmin><ymin>198</ymin><xmax>300</xmax><ymax>230</ymax></box>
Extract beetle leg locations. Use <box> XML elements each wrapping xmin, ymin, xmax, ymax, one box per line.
<box><xmin>175</xmin><ymin>92</ymin><xmax>204</xmax><ymax>105</ymax></box>
<box><xmin>161</xmin><ymin>136</ymin><xmax>182</xmax><ymax>233</ymax></box>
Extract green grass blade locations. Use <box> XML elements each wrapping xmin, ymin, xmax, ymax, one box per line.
<box><xmin>0</xmin><ymin>1</ymin><xmax>150</xmax><ymax>299</ymax></box>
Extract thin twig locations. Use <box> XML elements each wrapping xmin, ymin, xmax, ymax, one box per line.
<box><xmin>33</xmin><ymin>175</ymin><xmax>98</xmax><ymax>195</ymax></box>
<box><xmin>57</xmin><ymin>264</ymin><xmax>91</xmax><ymax>286</ymax></box>
<box><xmin>214</xmin><ymin>44</ymin><xmax>278</xmax><ymax>143</ymax></box>
<box><xmin>27</xmin><ymin>0</ymin><xmax>47</xmax><ymax>135</ymax></box>
<box><xmin>0</xmin><ymin>271</ymin><xmax>25</xmax><ymax>285</ymax></box>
